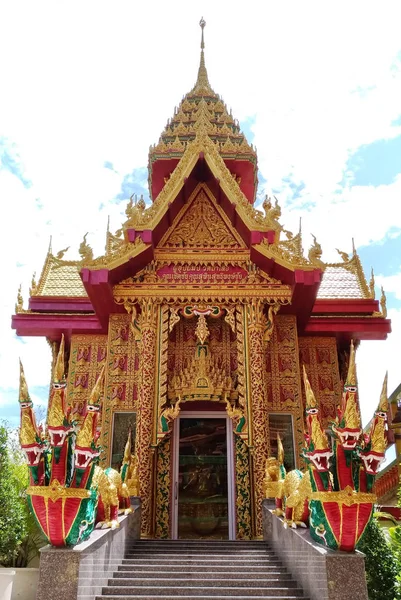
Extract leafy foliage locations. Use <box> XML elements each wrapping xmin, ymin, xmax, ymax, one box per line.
<box><xmin>0</xmin><ymin>422</ymin><xmax>45</xmax><ymax>567</ymax></box>
<box><xmin>357</xmin><ymin>517</ymin><xmax>401</xmax><ymax>600</ymax></box>
<box><xmin>0</xmin><ymin>423</ymin><xmax>28</xmax><ymax>567</ymax></box>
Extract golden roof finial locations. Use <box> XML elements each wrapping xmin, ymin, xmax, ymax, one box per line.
<box><xmin>377</xmin><ymin>372</ymin><xmax>388</xmax><ymax>413</ymax></box>
<box><xmin>53</xmin><ymin>334</ymin><xmax>65</xmax><ymax>383</ymax></box>
<box><xmin>302</xmin><ymin>365</ymin><xmax>318</xmax><ymax>408</ymax></box>
<box><xmin>277</xmin><ymin>433</ymin><xmax>284</xmax><ymax>464</ymax></box>
<box><xmin>123</xmin><ymin>428</ymin><xmax>132</xmax><ymax>464</ymax></box>
<box><xmin>15</xmin><ymin>284</ymin><xmax>23</xmax><ymax>313</ymax></box>
<box><xmin>346</xmin><ymin>340</ymin><xmax>356</xmax><ymax>386</ymax></box>
<box><xmin>19</xmin><ymin>359</ymin><xmax>30</xmax><ymax>403</ymax></box>
<box><xmin>192</xmin><ymin>17</ymin><xmax>212</xmax><ymax>94</ymax></box>
<box><xmin>380</xmin><ymin>286</ymin><xmax>387</xmax><ymax>318</ymax></box>
<box><xmin>369</xmin><ymin>267</ymin><xmax>375</xmax><ymax>299</ymax></box>
<box><xmin>89</xmin><ymin>365</ymin><xmax>105</xmax><ymax>405</ymax></box>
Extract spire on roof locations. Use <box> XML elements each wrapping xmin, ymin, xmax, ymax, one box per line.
<box><xmin>191</xmin><ymin>17</ymin><xmax>214</xmax><ymax>96</ymax></box>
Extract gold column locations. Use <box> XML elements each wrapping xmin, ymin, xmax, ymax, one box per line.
<box><xmin>135</xmin><ymin>300</ymin><xmax>159</xmax><ymax>537</ymax></box>
<box><xmin>246</xmin><ymin>299</ymin><xmax>268</xmax><ymax>537</ymax></box>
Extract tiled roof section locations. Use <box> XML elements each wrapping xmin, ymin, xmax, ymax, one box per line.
<box><xmin>37</xmin><ymin>257</ymin><xmax>87</xmax><ymax>297</ymax></box>
<box><xmin>317</xmin><ymin>266</ymin><xmax>365</xmax><ymax>299</ymax></box>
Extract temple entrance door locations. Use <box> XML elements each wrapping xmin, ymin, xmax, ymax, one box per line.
<box><xmin>172</xmin><ymin>412</ymin><xmax>235</xmax><ymax>540</ymax></box>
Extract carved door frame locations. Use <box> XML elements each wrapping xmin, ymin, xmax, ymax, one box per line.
<box><xmin>171</xmin><ymin>411</ymin><xmax>236</xmax><ymax>540</ymax></box>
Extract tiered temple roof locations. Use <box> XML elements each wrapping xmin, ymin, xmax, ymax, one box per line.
<box><xmin>12</xmin><ymin>21</ymin><xmax>390</xmax><ymax>346</ymax></box>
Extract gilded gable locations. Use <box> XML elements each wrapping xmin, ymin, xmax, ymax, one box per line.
<box><xmin>159</xmin><ymin>184</ymin><xmax>245</xmax><ymax>249</ymax></box>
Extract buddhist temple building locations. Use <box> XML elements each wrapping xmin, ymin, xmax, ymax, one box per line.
<box><xmin>12</xmin><ymin>20</ymin><xmax>391</xmax><ymax>540</ymax></box>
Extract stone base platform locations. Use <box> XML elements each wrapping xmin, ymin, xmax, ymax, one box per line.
<box><xmin>35</xmin><ymin>499</ymin><xmax>141</xmax><ymax>600</ymax></box>
<box><xmin>262</xmin><ymin>499</ymin><xmax>368</xmax><ymax>600</ymax></box>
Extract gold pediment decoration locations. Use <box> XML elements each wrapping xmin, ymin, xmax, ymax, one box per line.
<box><xmin>159</xmin><ymin>184</ymin><xmax>245</xmax><ymax>249</ymax></box>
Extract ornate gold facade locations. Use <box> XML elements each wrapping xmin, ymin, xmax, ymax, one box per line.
<box><xmin>15</xmin><ymin>21</ymin><xmax>391</xmax><ymax>541</ymax></box>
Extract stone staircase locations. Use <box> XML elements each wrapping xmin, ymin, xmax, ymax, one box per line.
<box><xmin>92</xmin><ymin>539</ymin><xmax>309</xmax><ymax>600</ymax></box>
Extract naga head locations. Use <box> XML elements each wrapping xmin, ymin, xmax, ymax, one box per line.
<box><xmin>18</xmin><ymin>360</ymin><xmax>44</xmax><ymax>467</ymax></box>
<box><xmin>47</xmin><ymin>335</ymin><xmax>73</xmax><ymax>448</ymax></box>
<box><xmin>302</xmin><ymin>366</ymin><xmax>333</xmax><ymax>472</ymax></box>
<box><xmin>358</xmin><ymin>372</ymin><xmax>388</xmax><ymax>475</ymax></box>
<box><xmin>74</xmin><ymin>366</ymin><xmax>104</xmax><ymax>470</ymax></box>
<box><xmin>331</xmin><ymin>341</ymin><xmax>362</xmax><ymax>450</ymax></box>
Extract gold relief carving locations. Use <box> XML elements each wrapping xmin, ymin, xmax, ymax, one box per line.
<box><xmin>195</xmin><ymin>314</ymin><xmax>209</xmax><ymax>344</ymax></box>
<box><xmin>156</xmin><ymin>306</ymin><xmax>170</xmax><ymax>443</ymax></box>
<box><xmin>310</xmin><ymin>486</ymin><xmax>376</xmax><ymax>506</ymax></box>
<box><xmin>224</xmin><ymin>307</ymin><xmax>236</xmax><ymax>333</ymax></box>
<box><xmin>135</xmin><ymin>304</ymin><xmax>159</xmax><ymax>536</ymax></box>
<box><xmin>235</xmin><ymin>436</ymin><xmax>252</xmax><ymax>539</ymax></box>
<box><xmin>266</xmin><ymin>316</ymin><xmax>304</xmax><ymax>468</ymax></box>
<box><xmin>27</xmin><ymin>479</ymin><xmax>90</xmax><ymax>503</ymax></box>
<box><xmin>66</xmin><ymin>334</ymin><xmax>108</xmax><ymax>420</ymax></box>
<box><xmin>160</xmin><ymin>186</ymin><xmax>244</xmax><ymax>249</ymax></box>
<box><xmin>246</xmin><ymin>301</ymin><xmax>269</xmax><ymax>537</ymax></box>
<box><xmin>298</xmin><ymin>337</ymin><xmax>341</xmax><ymax>428</ymax></box>
<box><xmin>155</xmin><ymin>436</ymin><xmax>171</xmax><ymax>538</ymax></box>
<box><xmin>139</xmin><ymin>300</ymin><xmax>159</xmax><ymax>331</ymax></box>
<box><xmin>100</xmin><ymin>315</ymin><xmax>139</xmax><ymax>468</ymax></box>
<box><xmin>77</xmin><ymin>346</ymin><xmax>91</xmax><ymax>364</ymax></box>
<box><xmin>235</xmin><ymin>306</ymin><xmax>247</xmax><ymax>415</ymax></box>
<box><xmin>247</xmin><ymin>299</ymin><xmax>267</xmax><ymax>331</ymax></box>
<box><xmin>169</xmin><ymin>307</ymin><xmax>181</xmax><ymax>333</ymax></box>
<box><xmin>264</xmin><ymin>304</ymin><xmax>280</xmax><ymax>343</ymax></box>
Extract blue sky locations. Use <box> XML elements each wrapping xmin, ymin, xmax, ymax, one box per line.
<box><xmin>0</xmin><ymin>2</ymin><xmax>400</xmax><ymax>472</ymax></box>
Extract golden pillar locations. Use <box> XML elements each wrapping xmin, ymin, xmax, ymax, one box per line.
<box><xmin>390</xmin><ymin>393</ymin><xmax>401</xmax><ymax>483</ymax></box>
<box><xmin>246</xmin><ymin>299</ymin><xmax>268</xmax><ymax>537</ymax></box>
<box><xmin>135</xmin><ymin>299</ymin><xmax>158</xmax><ymax>537</ymax></box>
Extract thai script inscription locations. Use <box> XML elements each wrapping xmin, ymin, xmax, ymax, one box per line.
<box><xmin>156</xmin><ymin>264</ymin><xmax>248</xmax><ymax>284</ymax></box>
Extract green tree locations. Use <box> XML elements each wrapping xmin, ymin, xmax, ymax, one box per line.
<box><xmin>358</xmin><ymin>517</ymin><xmax>401</xmax><ymax>600</ymax></box>
<box><xmin>0</xmin><ymin>423</ymin><xmax>28</xmax><ymax>567</ymax></box>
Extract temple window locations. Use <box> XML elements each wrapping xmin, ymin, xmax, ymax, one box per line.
<box><xmin>111</xmin><ymin>411</ymin><xmax>137</xmax><ymax>469</ymax></box>
<box><xmin>268</xmin><ymin>413</ymin><xmax>296</xmax><ymax>471</ymax></box>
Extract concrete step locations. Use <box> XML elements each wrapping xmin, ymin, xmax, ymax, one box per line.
<box><xmin>121</xmin><ymin>557</ymin><xmax>283</xmax><ymax>566</ymax></box>
<box><xmin>92</xmin><ymin>539</ymin><xmax>307</xmax><ymax>600</ymax></box>
<box><xmin>125</xmin><ymin>549</ymin><xmax>274</xmax><ymax>555</ymax></box>
<box><xmin>107</xmin><ymin>578</ymin><xmax>297</xmax><ymax>588</ymax></box>
<box><xmin>114</xmin><ymin>570</ymin><xmax>290</xmax><ymax>579</ymax></box>
<box><xmin>99</xmin><ymin>586</ymin><xmax>305</xmax><ymax>597</ymax></box>
<box><xmin>96</xmin><ymin>597</ymin><xmax>307</xmax><ymax>600</ymax></box>
<box><xmin>127</xmin><ymin>544</ymin><xmax>270</xmax><ymax>548</ymax></box>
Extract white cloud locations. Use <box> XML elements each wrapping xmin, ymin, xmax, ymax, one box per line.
<box><xmin>375</xmin><ymin>270</ymin><xmax>401</xmax><ymax>300</ymax></box>
<box><xmin>358</xmin><ymin>307</ymin><xmax>401</xmax><ymax>425</ymax></box>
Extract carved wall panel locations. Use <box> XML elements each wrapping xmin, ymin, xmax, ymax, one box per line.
<box><xmin>298</xmin><ymin>336</ymin><xmax>341</xmax><ymax>428</ymax></box>
<box><xmin>66</xmin><ymin>334</ymin><xmax>108</xmax><ymax>419</ymax></box>
<box><xmin>100</xmin><ymin>314</ymin><xmax>139</xmax><ymax>467</ymax></box>
<box><xmin>155</xmin><ymin>436</ymin><xmax>172</xmax><ymax>538</ymax></box>
<box><xmin>167</xmin><ymin>316</ymin><xmax>235</xmax><ymax>391</ymax></box>
<box><xmin>266</xmin><ymin>315</ymin><xmax>304</xmax><ymax>467</ymax></box>
<box><xmin>235</xmin><ymin>435</ymin><xmax>252</xmax><ymax>539</ymax></box>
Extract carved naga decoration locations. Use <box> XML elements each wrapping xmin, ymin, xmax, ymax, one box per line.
<box><xmin>264</xmin><ymin>344</ymin><xmax>387</xmax><ymax>552</ymax></box>
<box><xmin>20</xmin><ymin>336</ymin><xmax>138</xmax><ymax>547</ymax></box>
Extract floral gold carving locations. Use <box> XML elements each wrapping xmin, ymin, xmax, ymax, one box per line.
<box><xmin>162</xmin><ymin>186</ymin><xmax>243</xmax><ymax>249</ymax></box>
<box><xmin>299</xmin><ymin>337</ymin><xmax>341</xmax><ymax>428</ymax></box>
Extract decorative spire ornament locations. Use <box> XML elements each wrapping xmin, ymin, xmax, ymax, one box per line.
<box><xmin>192</xmin><ymin>17</ymin><xmax>213</xmax><ymax>94</ymax></box>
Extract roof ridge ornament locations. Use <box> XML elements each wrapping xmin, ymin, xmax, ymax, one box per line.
<box><xmin>192</xmin><ymin>17</ymin><xmax>213</xmax><ymax>95</ymax></box>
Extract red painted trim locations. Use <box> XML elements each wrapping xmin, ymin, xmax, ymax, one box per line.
<box><xmin>313</xmin><ymin>298</ymin><xmax>381</xmax><ymax>314</ymax></box>
<box><xmin>12</xmin><ymin>313</ymin><xmax>104</xmax><ymax>339</ymax></box>
<box><xmin>28</xmin><ymin>296</ymin><xmax>93</xmax><ymax>313</ymax></box>
<box><xmin>304</xmin><ymin>316</ymin><xmax>391</xmax><ymax>340</ymax></box>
